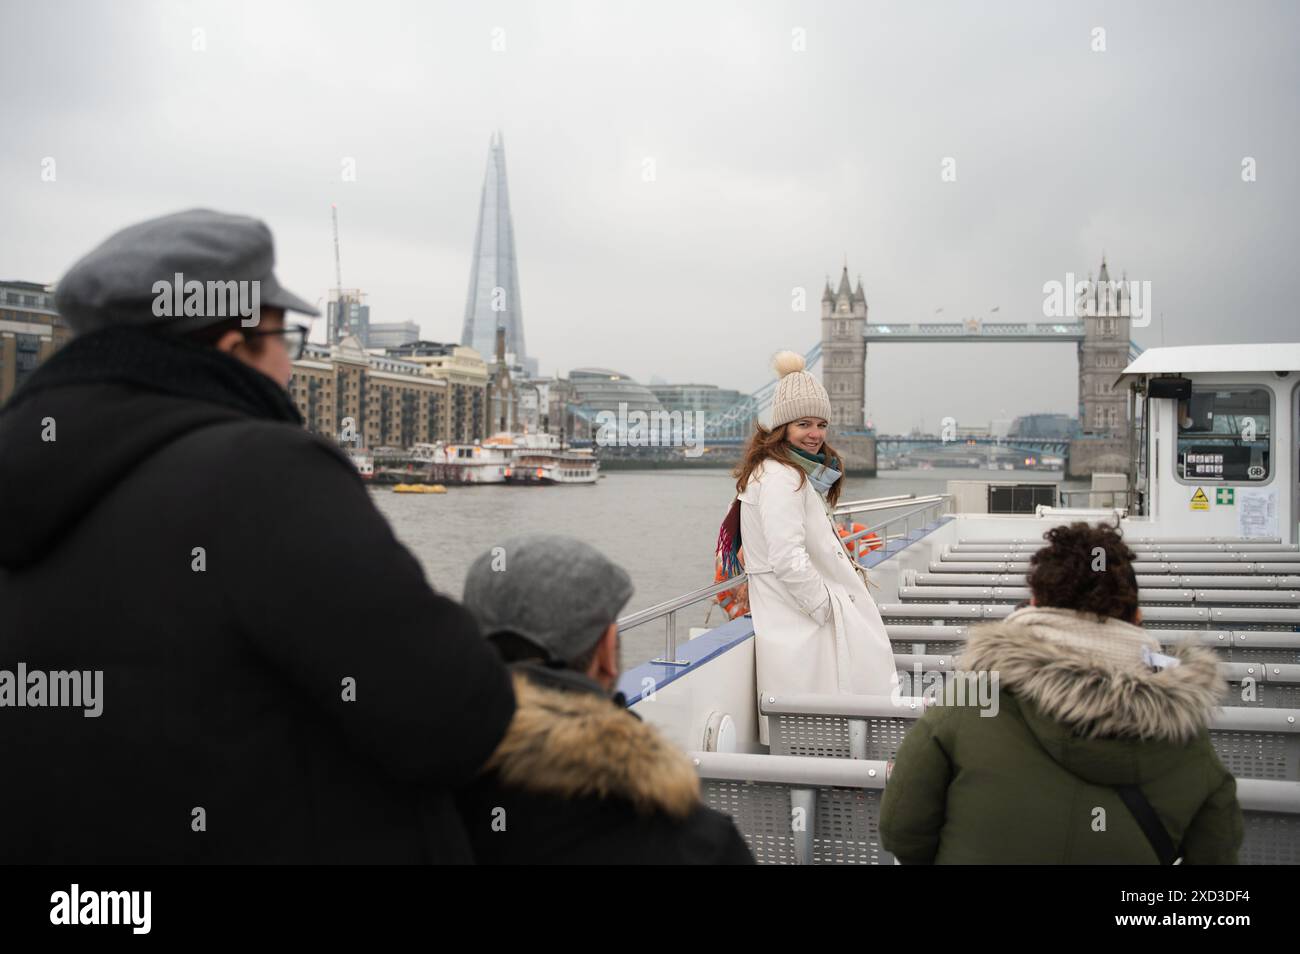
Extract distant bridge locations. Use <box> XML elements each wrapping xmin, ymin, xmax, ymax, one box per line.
<box><xmin>865</xmin><ymin>321</ymin><xmax>1084</xmax><ymax>343</ymax></box>
<box><xmin>565</xmin><ymin>310</ymin><xmax>1144</xmax><ymax>451</ymax></box>
<box><xmin>698</xmin><ymin>331</ymin><xmax>1143</xmax><ymax>439</ymax></box>
<box><xmin>873</xmin><ymin>435</ymin><xmax>1071</xmax><ymax>455</ymax></box>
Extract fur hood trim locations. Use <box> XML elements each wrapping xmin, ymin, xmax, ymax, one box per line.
<box><xmin>961</xmin><ymin>609</ymin><xmax>1226</xmax><ymax>743</ymax></box>
<box><xmin>483</xmin><ymin>673</ymin><xmax>701</xmax><ymax>819</ymax></box>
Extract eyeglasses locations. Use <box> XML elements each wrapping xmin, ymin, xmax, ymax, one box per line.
<box><xmin>244</xmin><ymin>324</ymin><xmax>309</xmax><ymax>359</ymax></box>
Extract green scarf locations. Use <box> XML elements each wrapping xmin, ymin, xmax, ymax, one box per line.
<box><xmin>715</xmin><ymin>444</ymin><xmax>844</xmax><ymax>579</ymax></box>
<box><xmin>784</xmin><ymin>444</ymin><xmax>842</xmax><ymax>512</ymax></box>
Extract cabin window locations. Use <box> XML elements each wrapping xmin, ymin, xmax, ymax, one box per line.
<box><xmin>1175</xmin><ymin>386</ymin><xmax>1271</xmax><ymax>482</ymax></box>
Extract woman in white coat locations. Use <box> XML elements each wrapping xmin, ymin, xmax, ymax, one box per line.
<box><xmin>715</xmin><ymin>351</ymin><xmax>898</xmax><ymax>744</ymax></box>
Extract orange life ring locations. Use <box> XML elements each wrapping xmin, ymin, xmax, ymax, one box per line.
<box><xmin>838</xmin><ymin>523</ymin><xmax>882</xmax><ymax>559</ymax></box>
<box><xmin>714</xmin><ymin>548</ymin><xmax>749</xmax><ymax>620</ymax></box>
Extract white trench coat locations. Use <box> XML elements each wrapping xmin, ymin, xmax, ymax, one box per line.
<box><xmin>738</xmin><ymin>457</ymin><xmax>898</xmax><ymax>744</ymax></box>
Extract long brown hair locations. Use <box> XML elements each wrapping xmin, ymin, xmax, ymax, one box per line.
<box><xmin>732</xmin><ymin>421</ymin><xmax>844</xmax><ymax>507</ymax></box>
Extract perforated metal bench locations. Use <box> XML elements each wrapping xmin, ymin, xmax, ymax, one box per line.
<box><xmin>884</xmin><ymin>625</ymin><xmax>1300</xmax><ymax>663</ymax></box>
<box><xmin>913</xmin><ymin>573</ymin><xmax>1300</xmax><ymax>589</ymax></box>
<box><xmin>887</xmin><ymin>653</ymin><xmax>1300</xmax><ymax>709</ymax></box>
<box><xmin>931</xmin><ymin>560</ymin><xmax>1300</xmax><ymax>575</ymax></box>
<box><xmin>763</xmin><ymin>692</ymin><xmax>1300</xmax><ymax>781</ymax></box>
<box><xmin>948</xmin><ymin>543</ymin><xmax>1299</xmax><ymax>555</ymax></box>
<box><xmin>896</xmin><ymin>585</ymin><xmax>1300</xmax><ymax>609</ymax></box>
<box><xmin>692</xmin><ymin>752</ymin><xmax>891</xmax><ymax>864</ymax></box>
<box><xmin>1210</xmin><ymin>709</ymin><xmax>1300</xmax><ymax>781</ymax></box>
<box><xmin>695</xmin><ymin>747</ymin><xmax>1300</xmax><ymax>864</ymax></box>
<box><xmin>761</xmin><ymin>693</ymin><xmax>928</xmax><ymax>759</ymax></box>
<box><xmin>1238</xmin><ymin>780</ymin><xmax>1300</xmax><ymax>864</ymax></box>
<box><xmin>878</xmin><ymin>601</ymin><xmax>1300</xmax><ymax>631</ymax></box>
<box><xmin>1222</xmin><ymin>662</ymin><xmax>1300</xmax><ymax>708</ymax></box>
<box><xmin>956</xmin><ymin>536</ymin><xmax>1285</xmax><ymax>546</ymax></box>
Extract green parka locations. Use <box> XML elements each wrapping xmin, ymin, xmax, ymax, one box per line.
<box><xmin>880</xmin><ymin>607</ymin><xmax>1243</xmax><ymax>864</ymax></box>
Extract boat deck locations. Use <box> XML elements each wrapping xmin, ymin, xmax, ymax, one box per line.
<box><xmin>627</xmin><ymin>518</ymin><xmax>1300</xmax><ymax>864</ymax></box>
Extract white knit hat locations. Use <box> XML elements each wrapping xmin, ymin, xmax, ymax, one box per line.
<box><xmin>769</xmin><ymin>350</ymin><xmax>832</xmax><ymax>429</ymax></box>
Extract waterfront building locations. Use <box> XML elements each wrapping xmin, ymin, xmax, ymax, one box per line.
<box><xmin>567</xmin><ymin>367</ymin><xmax>666</xmax><ymax>447</ymax></box>
<box><xmin>384</xmin><ymin>340</ymin><xmax>490</xmax><ymax>443</ymax></box>
<box><xmin>326</xmin><ymin>289</ymin><xmax>370</xmax><ymax>346</ymax></box>
<box><xmin>1009</xmin><ymin>412</ymin><xmax>1078</xmax><ymax>439</ymax></box>
<box><xmin>367</xmin><ymin>320</ymin><xmax>420</xmax><ymax>350</ymax></box>
<box><xmin>290</xmin><ymin>335</ymin><xmax>490</xmax><ymax>450</ymax></box>
<box><xmin>0</xmin><ymin>281</ymin><xmax>71</xmax><ymax>403</ymax></box>
<box><xmin>649</xmin><ymin>382</ymin><xmax>754</xmax><ymax>439</ymax></box>
<box><xmin>485</xmin><ymin>325</ymin><xmax>519</xmax><ymax>434</ymax></box>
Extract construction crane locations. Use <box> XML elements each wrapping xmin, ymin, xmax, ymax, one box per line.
<box><xmin>330</xmin><ymin>203</ymin><xmax>344</xmax><ymax>298</ymax></box>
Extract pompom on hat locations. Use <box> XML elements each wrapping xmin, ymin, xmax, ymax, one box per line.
<box><xmin>769</xmin><ymin>350</ymin><xmax>832</xmax><ymax>429</ymax></box>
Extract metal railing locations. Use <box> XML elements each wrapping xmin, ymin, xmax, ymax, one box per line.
<box><xmin>617</xmin><ymin>576</ymin><xmax>745</xmax><ymax>666</ymax></box>
<box><xmin>836</xmin><ymin>494</ymin><xmax>953</xmax><ymax>548</ymax></box>
<box><xmin>617</xmin><ymin>493</ymin><xmax>954</xmax><ymax>666</ymax></box>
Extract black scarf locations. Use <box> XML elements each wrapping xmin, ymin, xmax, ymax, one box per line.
<box><xmin>8</xmin><ymin>325</ymin><xmax>303</xmax><ymax>425</ymax></box>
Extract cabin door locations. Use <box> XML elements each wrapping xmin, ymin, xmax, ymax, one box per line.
<box><xmin>1294</xmin><ymin>382</ymin><xmax>1299</xmax><ymax>545</ymax></box>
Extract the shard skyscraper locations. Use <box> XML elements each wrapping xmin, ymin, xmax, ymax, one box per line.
<box><xmin>461</xmin><ymin>131</ymin><xmax>535</xmax><ymax>376</ymax></box>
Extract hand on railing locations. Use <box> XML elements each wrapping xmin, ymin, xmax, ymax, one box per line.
<box><xmin>714</xmin><ymin>548</ymin><xmax>750</xmax><ymax>619</ymax></box>
<box><xmin>730</xmin><ymin>580</ymin><xmax>750</xmax><ymax>616</ymax></box>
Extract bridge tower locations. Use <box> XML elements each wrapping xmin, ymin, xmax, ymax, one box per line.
<box><xmin>821</xmin><ymin>265</ymin><xmax>867</xmax><ymax>430</ymax></box>
<box><xmin>1077</xmin><ymin>256</ymin><xmax>1131</xmax><ymax>438</ymax></box>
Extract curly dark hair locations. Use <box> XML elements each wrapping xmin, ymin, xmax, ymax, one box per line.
<box><xmin>1026</xmin><ymin>521</ymin><xmax>1141</xmax><ymax>623</ymax></box>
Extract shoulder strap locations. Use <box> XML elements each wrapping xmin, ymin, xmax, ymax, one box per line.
<box><xmin>1115</xmin><ymin>784</ymin><xmax>1182</xmax><ymax>864</ymax></box>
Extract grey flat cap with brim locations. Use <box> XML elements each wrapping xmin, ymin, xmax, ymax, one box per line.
<box><xmin>55</xmin><ymin>208</ymin><xmax>320</xmax><ymax>336</ymax></box>
<box><xmin>462</xmin><ymin>534</ymin><xmax>635</xmax><ymax>663</ymax></box>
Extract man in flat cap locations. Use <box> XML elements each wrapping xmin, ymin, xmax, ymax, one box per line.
<box><xmin>0</xmin><ymin>209</ymin><xmax>514</xmax><ymax>863</ymax></box>
<box><xmin>456</xmin><ymin>534</ymin><xmax>753</xmax><ymax>864</ymax></box>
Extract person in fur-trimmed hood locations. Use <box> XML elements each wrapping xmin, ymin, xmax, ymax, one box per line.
<box><xmin>455</xmin><ymin>534</ymin><xmax>754</xmax><ymax>865</ymax></box>
<box><xmin>881</xmin><ymin>522</ymin><xmax>1242</xmax><ymax>865</ymax></box>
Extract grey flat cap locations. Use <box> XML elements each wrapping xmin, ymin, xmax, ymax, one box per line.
<box><xmin>55</xmin><ymin>208</ymin><xmax>320</xmax><ymax>336</ymax></box>
<box><xmin>463</xmin><ymin>534</ymin><xmax>634</xmax><ymax>663</ymax></box>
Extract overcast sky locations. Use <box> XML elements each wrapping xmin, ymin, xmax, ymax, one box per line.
<box><xmin>2</xmin><ymin>0</ymin><xmax>1297</xmax><ymax>432</ymax></box>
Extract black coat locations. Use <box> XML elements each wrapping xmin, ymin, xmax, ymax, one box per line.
<box><xmin>457</xmin><ymin>665</ymin><xmax>754</xmax><ymax>865</ymax></box>
<box><xmin>0</xmin><ymin>328</ymin><xmax>515</xmax><ymax>863</ymax></box>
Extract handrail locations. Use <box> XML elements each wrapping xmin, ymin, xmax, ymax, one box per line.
<box><xmin>841</xmin><ymin>496</ymin><xmax>953</xmax><ymax>549</ymax></box>
<box><xmin>617</xmin><ymin>576</ymin><xmax>742</xmax><ymax>631</ymax></box>
<box><xmin>834</xmin><ymin>493</ymin><xmax>915</xmax><ymax>512</ymax></box>
<box><xmin>834</xmin><ymin>493</ymin><xmax>950</xmax><ymax>516</ymax></box>
<box><xmin>617</xmin><ymin>575</ymin><xmax>747</xmax><ymax>667</ymax></box>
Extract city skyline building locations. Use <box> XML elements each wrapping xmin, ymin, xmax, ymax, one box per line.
<box><xmin>367</xmin><ymin>320</ymin><xmax>420</xmax><ymax>350</ymax></box>
<box><xmin>327</xmin><ymin>289</ymin><xmax>370</xmax><ymax>347</ymax></box>
<box><xmin>460</xmin><ymin>131</ymin><xmax>535</xmax><ymax>377</ymax></box>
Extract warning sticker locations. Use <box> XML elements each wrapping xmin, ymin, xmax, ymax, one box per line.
<box><xmin>1190</xmin><ymin>487</ymin><xmax>1210</xmax><ymax>511</ymax></box>
<box><xmin>1215</xmin><ymin>487</ymin><xmax>1235</xmax><ymax>506</ymax></box>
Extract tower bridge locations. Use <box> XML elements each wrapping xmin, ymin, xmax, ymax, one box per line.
<box><xmin>700</xmin><ymin>258</ymin><xmax>1140</xmax><ymax>477</ymax></box>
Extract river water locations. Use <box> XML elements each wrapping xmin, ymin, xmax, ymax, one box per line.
<box><xmin>371</xmin><ymin>467</ymin><xmax>1088</xmax><ymax>668</ymax></box>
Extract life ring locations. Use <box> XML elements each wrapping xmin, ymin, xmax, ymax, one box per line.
<box><xmin>714</xmin><ymin>549</ymin><xmax>750</xmax><ymax>620</ymax></box>
<box><xmin>838</xmin><ymin>523</ymin><xmax>882</xmax><ymax>559</ymax></box>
